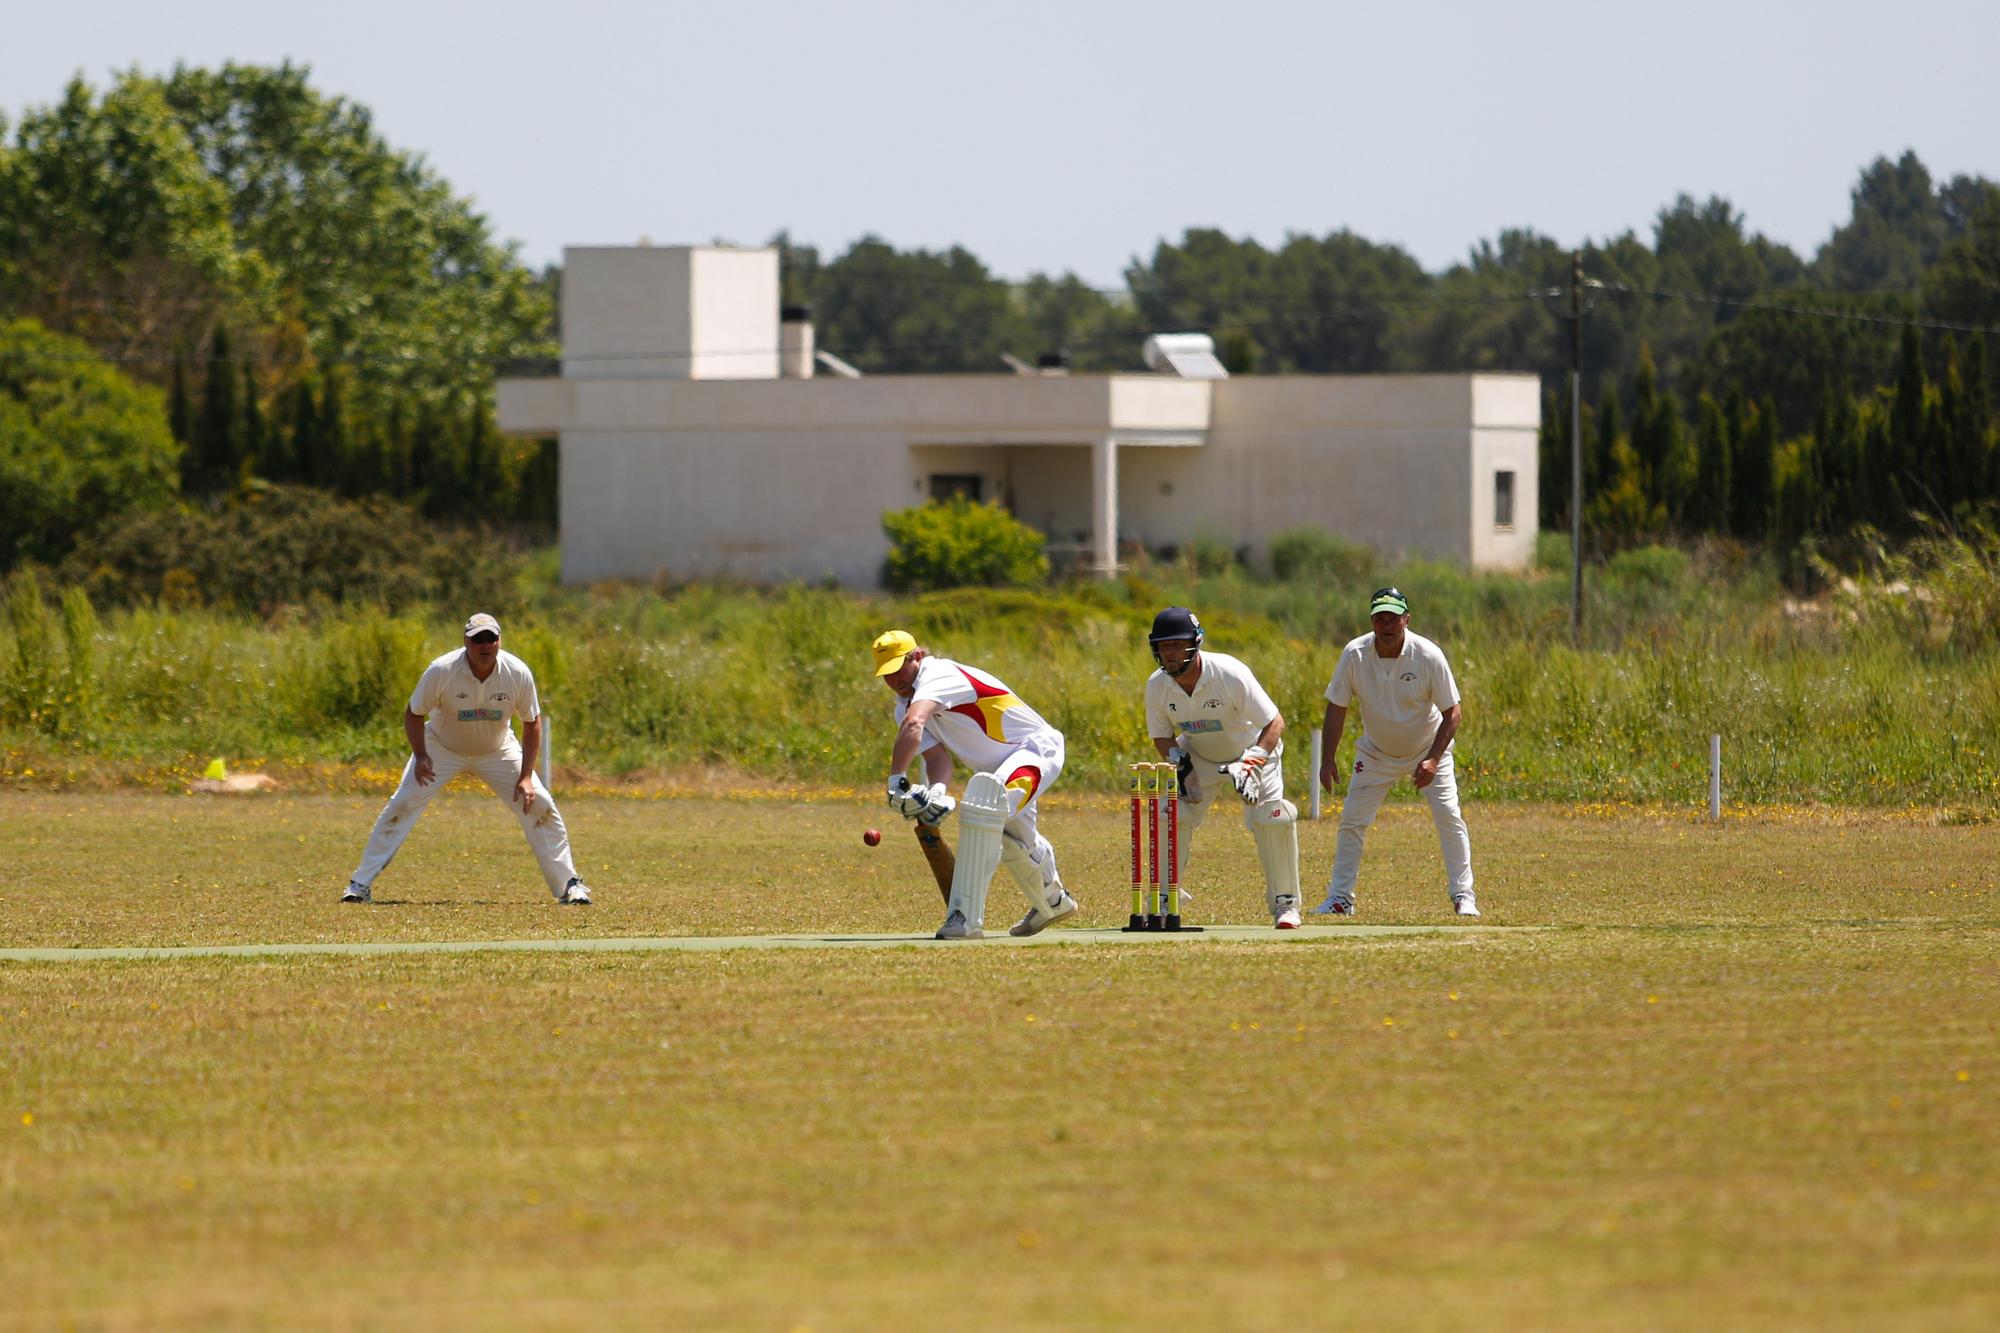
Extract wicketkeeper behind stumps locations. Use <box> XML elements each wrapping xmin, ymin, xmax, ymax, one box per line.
<box><xmin>1142</xmin><ymin>607</ymin><xmax>1302</xmax><ymax>929</ymax></box>
<box><xmin>873</xmin><ymin>630</ymin><xmax>1078</xmax><ymax>940</ymax></box>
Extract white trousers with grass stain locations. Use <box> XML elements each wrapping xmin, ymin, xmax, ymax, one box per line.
<box><xmin>350</xmin><ymin>732</ymin><xmax>577</xmax><ymax>898</ymax></box>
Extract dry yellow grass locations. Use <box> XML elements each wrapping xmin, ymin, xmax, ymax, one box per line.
<box><xmin>2</xmin><ymin>793</ymin><xmax>1996</xmax><ymax>1329</ymax></box>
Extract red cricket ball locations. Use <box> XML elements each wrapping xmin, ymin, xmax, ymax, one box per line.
<box><xmin>863</xmin><ymin>828</ymin><xmax>882</xmax><ymax>847</ymax></box>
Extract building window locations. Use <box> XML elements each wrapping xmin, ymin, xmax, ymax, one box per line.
<box><xmin>1494</xmin><ymin>470</ymin><xmax>1516</xmax><ymax>529</ymax></box>
<box><xmin>929</xmin><ymin>474</ymin><xmax>983</xmax><ymax>502</ymax></box>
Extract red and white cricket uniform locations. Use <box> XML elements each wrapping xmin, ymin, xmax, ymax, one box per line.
<box><xmin>1323</xmin><ymin>630</ymin><xmax>1473</xmax><ymax>902</ymax></box>
<box><xmin>897</xmin><ymin>656</ymin><xmax>1066</xmax><ymax>896</ymax></box>
<box><xmin>350</xmin><ymin>648</ymin><xmax>579</xmax><ymax>897</ymax></box>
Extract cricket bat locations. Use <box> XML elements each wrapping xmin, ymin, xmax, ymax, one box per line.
<box><xmin>913</xmin><ymin>822</ymin><xmax>954</xmax><ymax>903</ymax></box>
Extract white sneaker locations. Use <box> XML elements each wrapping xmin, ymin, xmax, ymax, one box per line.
<box><xmin>1310</xmin><ymin>893</ymin><xmax>1355</xmax><ymax>917</ymax></box>
<box><xmin>1009</xmin><ymin>890</ymin><xmax>1079</xmax><ymax>937</ymax></box>
<box><xmin>561</xmin><ymin>878</ymin><xmax>592</xmax><ymax>905</ymax></box>
<box><xmin>340</xmin><ymin>882</ymin><xmax>370</xmax><ymax>904</ymax></box>
<box><xmin>1453</xmin><ymin>894</ymin><xmax>1480</xmax><ymax>918</ymax></box>
<box><xmin>935</xmin><ymin>908</ymin><xmax>983</xmax><ymax>940</ymax></box>
<box><xmin>1273</xmin><ymin>894</ymin><xmax>1302</xmax><ymax>930</ymax></box>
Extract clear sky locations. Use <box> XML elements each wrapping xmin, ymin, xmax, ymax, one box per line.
<box><xmin>4</xmin><ymin>0</ymin><xmax>1995</xmax><ymax>285</ymax></box>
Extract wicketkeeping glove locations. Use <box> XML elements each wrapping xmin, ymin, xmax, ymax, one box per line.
<box><xmin>1219</xmin><ymin>745</ymin><xmax>1271</xmax><ymax>804</ymax></box>
<box><xmin>1219</xmin><ymin>760</ymin><xmax>1258</xmax><ymax>803</ymax></box>
<box><xmin>1166</xmin><ymin>745</ymin><xmax>1198</xmax><ymax>800</ymax></box>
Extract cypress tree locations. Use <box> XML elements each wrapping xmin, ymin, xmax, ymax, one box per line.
<box><xmin>289</xmin><ymin>379</ymin><xmax>321</xmax><ymax>487</ymax></box>
<box><xmin>1691</xmin><ymin>392</ymin><xmax>1731</xmax><ymax>532</ymax></box>
<box><xmin>1741</xmin><ymin>397</ymin><xmax>1779</xmax><ymax>537</ymax></box>
<box><xmin>1537</xmin><ymin>386</ymin><xmax>1568</xmax><ymax>534</ymax></box>
<box><xmin>191</xmin><ymin>327</ymin><xmax>241</xmax><ymax>495</ymax></box>
<box><xmin>517</xmin><ymin>437</ymin><xmax>559</xmax><ymax>530</ymax></box>
<box><xmin>240</xmin><ymin>360</ymin><xmax>270</xmax><ymax>484</ymax></box>
<box><xmin>1890</xmin><ymin>326</ymin><xmax>1927</xmax><ymax>525</ymax></box>
<box><xmin>168</xmin><ymin>350</ymin><xmax>194</xmax><ymax>448</ymax></box>
<box><xmin>320</xmin><ymin>370</ymin><xmax>350</xmax><ymax>495</ymax></box>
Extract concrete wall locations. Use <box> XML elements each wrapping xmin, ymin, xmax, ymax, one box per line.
<box><xmin>560</xmin><ymin>429</ymin><xmax>907</xmax><ymax>586</ymax></box>
<box><xmin>1116</xmin><ymin>375</ymin><xmax>1540</xmax><ymax>569</ymax></box>
<box><xmin>561</xmin><ymin>246</ymin><xmax>778</xmax><ymax>381</ymax></box>
<box><xmin>506</xmin><ymin>369</ymin><xmax>1539</xmax><ymax>584</ymax></box>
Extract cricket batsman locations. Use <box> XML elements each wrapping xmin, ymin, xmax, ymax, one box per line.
<box><xmin>1143</xmin><ymin>607</ymin><xmax>1302</xmax><ymax>929</ymax></box>
<box><xmin>873</xmin><ymin>630</ymin><xmax>1078</xmax><ymax>940</ymax></box>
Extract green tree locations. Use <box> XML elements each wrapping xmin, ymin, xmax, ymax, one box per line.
<box><xmin>0</xmin><ymin>73</ymin><xmax>258</xmax><ymax>380</ymax></box>
<box><xmin>0</xmin><ymin>318</ymin><xmax>181</xmax><ymax>568</ymax></box>
<box><xmin>186</xmin><ymin>325</ymin><xmax>242</xmax><ymax>494</ymax></box>
<box><xmin>155</xmin><ymin>62</ymin><xmax>554</xmax><ymax>416</ymax></box>
<box><xmin>1689</xmin><ymin>392</ymin><xmax>1732</xmax><ymax>532</ymax></box>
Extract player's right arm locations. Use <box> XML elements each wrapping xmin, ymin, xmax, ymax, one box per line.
<box><xmin>404</xmin><ymin>660</ymin><xmax>448</xmax><ymax>785</ymax></box>
<box><xmin>1318</xmin><ymin>703</ymin><xmax>1347</xmax><ymax>791</ymax></box>
<box><xmin>405</xmin><ymin>709</ymin><xmax>435</xmax><ymax>785</ymax></box>
<box><xmin>921</xmin><ymin>742</ymin><xmax>953</xmax><ymax>786</ymax></box>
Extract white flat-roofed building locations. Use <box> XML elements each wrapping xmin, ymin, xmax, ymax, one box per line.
<box><xmin>496</xmin><ymin>244</ymin><xmax>1539</xmax><ymax>586</ymax></box>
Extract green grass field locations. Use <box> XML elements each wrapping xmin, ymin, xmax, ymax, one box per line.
<box><xmin>3</xmin><ymin>792</ymin><xmax>1996</xmax><ymax>1329</ymax></box>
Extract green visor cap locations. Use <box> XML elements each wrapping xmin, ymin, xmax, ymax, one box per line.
<box><xmin>1368</xmin><ymin>588</ymin><xmax>1409</xmax><ymax>615</ymax></box>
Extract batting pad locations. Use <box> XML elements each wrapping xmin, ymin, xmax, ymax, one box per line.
<box><xmin>1247</xmin><ymin>798</ymin><xmax>1300</xmax><ymax>911</ymax></box>
<box><xmin>1001</xmin><ymin>831</ymin><xmax>1062</xmax><ymax>915</ymax></box>
<box><xmin>950</xmin><ymin>771</ymin><xmax>1010</xmax><ymax>929</ymax></box>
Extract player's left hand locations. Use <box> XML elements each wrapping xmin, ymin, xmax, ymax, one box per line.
<box><xmin>1413</xmin><ymin>757</ymin><xmax>1438</xmax><ymax>790</ymax></box>
<box><xmin>514</xmin><ymin>774</ymin><xmax>537</xmax><ymax>811</ymax></box>
<box><xmin>1220</xmin><ymin>760</ymin><xmax>1259</xmax><ymax>804</ymax></box>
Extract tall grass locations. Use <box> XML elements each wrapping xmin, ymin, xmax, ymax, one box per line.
<box><xmin>3</xmin><ymin>544</ymin><xmax>1997</xmax><ymax>807</ymax></box>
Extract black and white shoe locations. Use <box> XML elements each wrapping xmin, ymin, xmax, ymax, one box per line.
<box><xmin>561</xmin><ymin>878</ymin><xmax>592</xmax><ymax>905</ymax></box>
<box><xmin>340</xmin><ymin>882</ymin><xmax>371</xmax><ymax>904</ymax></box>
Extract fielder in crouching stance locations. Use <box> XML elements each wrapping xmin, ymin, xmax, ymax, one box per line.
<box><xmin>1313</xmin><ymin>587</ymin><xmax>1479</xmax><ymax>919</ymax></box>
<box><xmin>1142</xmin><ymin>607</ymin><xmax>1302</xmax><ymax>929</ymax></box>
<box><xmin>873</xmin><ymin>630</ymin><xmax>1078</xmax><ymax>940</ymax></box>
<box><xmin>341</xmin><ymin>613</ymin><xmax>591</xmax><ymax>906</ymax></box>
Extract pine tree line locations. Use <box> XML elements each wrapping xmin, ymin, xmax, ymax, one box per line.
<box><xmin>168</xmin><ymin>335</ymin><xmax>558</xmax><ymax>528</ymax></box>
<box><xmin>1539</xmin><ymin>330</ymin><xmax>1997</xmax><ymax>551</ymax></box>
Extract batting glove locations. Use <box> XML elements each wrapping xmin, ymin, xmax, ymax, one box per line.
<box><xmin>914</xmin><ymin>783</ymin><xmax>957</xmax><ymax>827</ymax></box>
<box><xmin>885</xmin><ymin>775</ymin><xmax>925</xmax><ymax>820</ymax></box>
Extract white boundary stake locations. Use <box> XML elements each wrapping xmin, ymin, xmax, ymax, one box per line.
<box><xmin>539</xmin><ymin>714</ymin><xmax>554</xmax><ymax>792</ymax></box>
<box><xmin>1308</xmin><ymin>731</ymin><xmax>1323</xmax><ymax>820</ymax></box>
<box><xmin>1708</xmin><ymin>733</ymin><xmax>1721</xmax><ymax>821</ymax></box>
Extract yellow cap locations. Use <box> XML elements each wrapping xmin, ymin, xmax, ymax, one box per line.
<box><xmin>203</xmin><ymin>758</ymin><xmax>229</xmax><ymax>780</ymax></box>
<box><xmin>871</xmin><ymin>630</ymin><xmax>917</xmax><ymax>676</ymax></box>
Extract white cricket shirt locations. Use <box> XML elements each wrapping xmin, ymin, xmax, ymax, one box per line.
<box><xmin>409</xmin><ymin>648</ymin><xmax>541</xmax><ymax>756</ymax></box>
<box><xmin>897</xmin><ymin>656</ymin><xmax>1060</xmax><ymax>772</ymax></box>
<box><xmin>1325</xmin><ymin>631</ymin><xmax>1459</xmax><ymax>764</ymax></box>
<box><xmin>1145</xmin><ymin>651</ymin><xmax>1283</xmax><ymax>765</ymax></box>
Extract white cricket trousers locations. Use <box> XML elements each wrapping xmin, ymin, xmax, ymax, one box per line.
<box><xmin>1172</xmin><ymin>755</ymin><xmax>1285</xmax><ymax>874</ymax></box>
<box><xmin>350</xmin><ymin>734</ymin><xmax>578</xmax><ymax>898</ymax></box>
<box><xmin>1326</xmin><ymin>743</ymin><xmax>1473</xmax><ymax>902</ymax></box>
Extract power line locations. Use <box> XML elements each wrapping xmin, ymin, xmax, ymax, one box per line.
<box><xmin>1600</xmin><ymin>282</ymin><xmax>2000</xmax><ymax>338</ymax></box>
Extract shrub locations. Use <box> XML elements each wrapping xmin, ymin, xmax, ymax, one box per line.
<box><xmin>1269</xmin><ymin>527</ymin><xmax>1377</xmax><ymax>581</ymax></box>
<box><xmin>0</xmin><ymin>319</ymin><xmax>181</xmax><ymax>570</ymax></box>
<box><xmin>1605</xmin><ymin>544</ymin><xmax>1690</xmax><ymax>590</ymax></box>
<box><xmin>881</xmin><ymin>497</ymin><xmax>1049</xmax><ymax>592</ymax></box>
<box><xmin>1534</xmin><ymin>530</ymin><xmax>1573</xmax><ymax>573</ymax></box>
<box><xmin>62</xmin><ymin>483</ymin><xmax>525</xmax><ymax>609</ymax></box>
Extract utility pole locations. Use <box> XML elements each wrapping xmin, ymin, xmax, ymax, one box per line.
<box><xmin>1569</xmin><ymin>250</ymin><xmax>1585</xmax><ymax>640</ymax></box>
